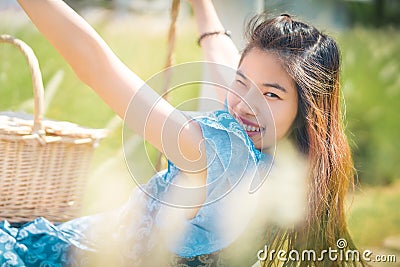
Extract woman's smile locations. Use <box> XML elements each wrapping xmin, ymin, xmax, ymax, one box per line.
<box><xmin>227</xmin><ymin>49</ymin><xmax>298</xmax><ymax>149</ymax></box>
<box><xmin>234</xmin><ymin>115</ymin><xmax>265</xmax><ymax>137</ymax></box>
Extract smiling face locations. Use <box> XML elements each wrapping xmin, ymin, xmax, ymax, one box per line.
<box><xmin>227</xmin><ymin>48</ymin><xmax>299</xmax><ymax>150</ymax></box>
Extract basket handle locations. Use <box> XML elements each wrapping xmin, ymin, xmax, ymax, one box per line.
<box><xmin>0</xmin><ymin>34</ymin><xmax>44</xmax><ymax>135</ymax></box>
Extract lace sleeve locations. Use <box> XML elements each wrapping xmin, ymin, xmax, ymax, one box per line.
<box><xmin>169</xmin><ymin>110</ymin><xmax>271</xmax><ymax>257</ymax></box>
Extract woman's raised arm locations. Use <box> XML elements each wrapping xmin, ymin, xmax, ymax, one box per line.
<box><xmin>17</xmin><ymin>0</ymin><xmax>139</xmax><ymax>118</ymax></box>
<box><xmin>17</xmin><ymin>0</ymin><xmax>206</xmax><ymax>172</ymax></box>
<box><xmin>190</xmin><ymin>0</ymin><xmax>241</xmax><ymax>104</ymax></box>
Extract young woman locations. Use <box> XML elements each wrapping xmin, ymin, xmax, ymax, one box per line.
<box><xmin>0</xmin><ymin>0</ymin><xmax>364</xmax><ymax>266</ymax></box>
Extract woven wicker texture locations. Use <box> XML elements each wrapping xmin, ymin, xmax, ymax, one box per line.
<box><xmin>0</xmin><ymin>34</ymin><xmax>107</xmax><ymax>223</ymax></box>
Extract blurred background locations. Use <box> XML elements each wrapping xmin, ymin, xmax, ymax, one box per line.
<box><xmin>1</xmin><ymin>0</ymin><xmax>399</xmax><ymax>264</ymax></box>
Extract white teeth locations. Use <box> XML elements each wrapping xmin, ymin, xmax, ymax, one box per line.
<box><xmin>239</xmin><ymin>122</ymin><xmax>260</xmax><ymax>132</ymax></box>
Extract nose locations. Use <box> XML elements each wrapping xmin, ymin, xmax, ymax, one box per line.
<box><xmin>236</xmin><ymin>89</ymin><xmax>257</xmax><ymax>116</ymax></box>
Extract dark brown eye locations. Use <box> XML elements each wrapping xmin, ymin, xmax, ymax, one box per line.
<box><xmin>236</xmin><ymin>79</ymin><xmax>246</xmax><ymax>86</ymax></box>
<box><xmin>264</xmin><ymin>92</ymin><xmax>280</xmax><ymax>99</ymax></box>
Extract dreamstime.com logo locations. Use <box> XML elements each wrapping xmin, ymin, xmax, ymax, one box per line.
<box><xmin>257</xmin><ymin>238</ymin><xmax>397</xmax><ymax>263</ymax></box>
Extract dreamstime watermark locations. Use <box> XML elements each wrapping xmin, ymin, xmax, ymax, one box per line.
<box><xmin>257</xmin><ymin>238</ymin><xmax>397</xmax><ymax>263</ymax></box>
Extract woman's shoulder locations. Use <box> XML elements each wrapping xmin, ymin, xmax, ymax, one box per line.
<box><xmin>184</xmin><ymin>109</ymin><xmax>262</xmax><ymax>161</ymax></box>
<box><xmin>185</xmin><ymin>109</ymin><xmax>240</xmax><ymax>129</ymax></box>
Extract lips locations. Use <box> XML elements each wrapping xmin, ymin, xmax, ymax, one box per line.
<box><xmin>235</xmin><ymin>115</ymin><xmax>264</xmax><ymax>134</ymax></box>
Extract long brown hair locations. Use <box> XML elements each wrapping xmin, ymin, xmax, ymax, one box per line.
<box><xmin>242</xmin><ymin>14</ymin><xmax>364</xmax><ymax>266</ymax></box>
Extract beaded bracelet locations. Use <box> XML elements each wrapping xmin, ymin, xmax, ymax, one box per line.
<box><xmin>197</xmin><ymin>30</ymin><xmax>232</xmax><ymax>46</ymax></box>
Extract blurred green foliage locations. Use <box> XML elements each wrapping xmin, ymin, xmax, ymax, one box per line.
<box><xmin>343</xmin><ymin>0</ymin><xmax>400</xmax><ymax>27</ymax></box>
<box><xmin>64</xmin><ymin>0</ymin><xmax>113</xmax><ymax>10</ymax></box>
<box><xmin>347</xmin><ymin>180</ymin><xmax>400</xmax><ymax>247</ymax></box>
<box><xmin>263</xmin><ymin>0</ymin><xmax>400</xmax><ymax>28</ymax></box>
<box><xmin>339</xmin><ymin>27</ymin><xmax>400</xmax><ymax>185</ymax></box>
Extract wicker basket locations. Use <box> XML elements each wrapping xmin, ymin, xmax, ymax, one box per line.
<box><xmin>0</xmin><ymin>34</ymin><xmax>107</xmax><ymax>223</ymax></box>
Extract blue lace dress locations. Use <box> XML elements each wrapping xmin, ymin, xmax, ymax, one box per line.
<box><xmin>0</xmin><ymin>110</ymin><xmax>272</xmax><ymax>266</ymax></box>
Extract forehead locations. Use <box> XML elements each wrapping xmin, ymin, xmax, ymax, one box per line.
<box><xmin>238</xmin><ymin>48</ymin><xmax>296</xmax><ymax>92</ymax></box>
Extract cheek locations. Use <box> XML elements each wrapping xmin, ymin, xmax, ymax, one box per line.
<box><xmin>226</xmin><ymin>91</ymin><xmax>240</xmax><ymax>108</ymax></box>
<box><xmin>273</xmin><ymin>103</ymin><xmax>298</xmax><ymax>139</ymax></box>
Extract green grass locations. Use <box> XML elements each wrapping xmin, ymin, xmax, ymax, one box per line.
<box><xmin>347</xmin><ymin>180</ymin><xmax>400</xmax><ymax>248</ymax></box>
<box><xmin>339</xmin><ymin>27</ymin><xmax>400</xmax><ymax>185</ymax></box>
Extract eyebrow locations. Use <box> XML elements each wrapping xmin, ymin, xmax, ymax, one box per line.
<box><xmin>262</xmin><ymin>82</ymin><xmax>287</xmax><ymax>93</ymax></box>
<box><xmin>236</xmin><ymin>70</ymin><xmax>288</xmax><ymax>93</ymax></box>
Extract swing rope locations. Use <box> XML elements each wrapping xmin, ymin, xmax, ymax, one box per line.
<box><xmin>155</xmin><ymin>0</ymin><xmax>180</xmax><ymax>172</ymax></box>
<box><xmin>165</xmin><ymin>0</ymin><xmax>180</xmax><ymax>71</ymax></box>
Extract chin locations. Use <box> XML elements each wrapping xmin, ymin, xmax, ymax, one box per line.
<box><xmin>254</xmin><ymin>138</ymin><xmax>276</xmax><ymax>151</ymax></box>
